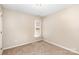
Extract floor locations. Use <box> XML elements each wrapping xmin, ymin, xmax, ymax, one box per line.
<box><xmin>3</xmin><ymin>40</ymin><xmax>78</xmax><ymax>55</ymax></box>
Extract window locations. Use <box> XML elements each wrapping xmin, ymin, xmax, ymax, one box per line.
<box><xmin>34</xmin><ymin>19</ymin><xmax>41</xmax><ymax>38</ymax></box>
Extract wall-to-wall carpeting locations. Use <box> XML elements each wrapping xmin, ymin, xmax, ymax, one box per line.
<box><xmin>3</xmin><ymin>40</ymin><xmax>78</xmax><ymax>55</ymax></box>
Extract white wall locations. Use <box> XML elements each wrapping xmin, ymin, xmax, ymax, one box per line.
<box><xmin>0</xmin><ymin>6</ymin><xmax>2</xmax><ymax>54</ymax></box>
<box><xmin>3</xmin><ymin>5</ymin><xmax>79</xmax><ymax>52</ymax></box>
<box><xmin>3</xmin><ymin>8</ymin><xmax>41</xmax><ymax>49</ymax></box>
<box><xmin>43</xmin><ymin>5</ymin><xmax>79</xmax><ymax>52</ymax></box>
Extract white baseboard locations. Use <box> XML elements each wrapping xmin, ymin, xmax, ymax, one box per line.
<box><xmin>44</xmin><ymin>39</ymin><xmax>79</xmax><ymax>54</ymax></box>
<box><xmin>3</xmin><ymin>38</ymin><xmax>79</xmax><ymax>54</ymax></box>
<box><xmin>3</xmin><ymin>39</ymin><xmax>42</xmax><ymax>50</ymax></box>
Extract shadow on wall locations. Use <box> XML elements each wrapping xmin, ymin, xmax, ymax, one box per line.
<box><xmin>43</xmin><ymin>5</ymin><xmax>79</xmax><ymax>52</ymax></box>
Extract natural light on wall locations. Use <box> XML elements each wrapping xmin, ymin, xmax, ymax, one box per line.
<box><xmin>34</xmin><ymin>19</ymin><xmax>42</xmax><ymax>38</ymax></box>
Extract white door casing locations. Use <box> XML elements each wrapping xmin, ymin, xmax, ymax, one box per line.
<box><xmin>0</xmin><ymin>6</ymin><xmax>2</xmax><ymax>54</ymax></box>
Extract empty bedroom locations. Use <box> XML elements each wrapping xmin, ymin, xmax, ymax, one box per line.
<box><xmin>0</xmin><ymin>4</ymin><xmax>79</xmax><ymax>55</ymax></box>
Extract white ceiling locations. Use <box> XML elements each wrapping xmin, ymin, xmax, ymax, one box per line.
<box><xmin>2</xmin><ymin>4</ymin><xmax>69</xmax><ymax>16</ymax></box>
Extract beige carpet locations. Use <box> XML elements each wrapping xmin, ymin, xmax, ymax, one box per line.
<box><xmin>3</xmin><ymin>40</ymin><xmax>78</xmax><ymax>55</ymax></box>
